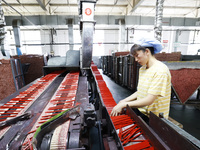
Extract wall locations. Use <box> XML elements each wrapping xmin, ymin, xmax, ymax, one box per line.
<box><xmin>4</xmin><ymin>26</ymin><xmax>200</xmax><ymax>57</ymax></box>
<box><xmin>104</xmin><ymin>30</ymin><xmax>118</xmax><ymax>55</ymax></box>
<box><xmin>4</xmin><ymin>15</ymin><xmax>200</xmax><ymax>56</ymax></box>
<box><xmin>40</xmin><ymin>30</ymin><xmax>70</xmax><ymax>56</ymax></box>
<box><xmin>174</xmin><ymin>31</ymin><xmax>190</xmax><ymax>55</ymax></box>
<box><xmin>162</xmin><ymin>30</ymin><xmax>190</xmax><ymax>54</ymax></box>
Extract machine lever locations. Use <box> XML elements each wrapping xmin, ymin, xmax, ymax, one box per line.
<box><xmin>0</xmin><ymin>111</ymin><xmax>33</xmax><ymax>130</ymax></box>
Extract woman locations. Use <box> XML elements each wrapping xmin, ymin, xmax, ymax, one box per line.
<box><xmin>110</xmin><ymin>39</ymin><xmax>171</xmax><ymax>121</ymax></box>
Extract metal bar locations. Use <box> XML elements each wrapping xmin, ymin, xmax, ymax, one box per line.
<box><xmin>15</xmin><ymin>59</ymin><xmax>25</xmax><ymax>89</ymax></box>
<box><xmin>36</xmin><ymin>0</ymin><xmax>47</xmax><ymax>11</ymax></box>
<box><xmin>10</xmin><ymin>59</ymin><xmax>19</xmax><ymax>91</ymax></box>
<box><xmin>68</xmin><ymin>76</ymin><xmax>89</xmax><ymax>149</ymax></box>
<box><xmin>81</xmin><ymin>22</ymin><xmax>94</xmax><ymax>69</ymax></box>
<box><xmin>149</xmin><ymin>112</ymin><xmax>200</xmax><ymax>150</ymax></box>
<box><xmin>126</xmin><ymin>106</ymin><xmax>170</xmax><ymax>149</ymax></box>
<box><xmin>79</xmin><ymin>1</ymin><xmax>96</xmax><ymax>69</ymax></box>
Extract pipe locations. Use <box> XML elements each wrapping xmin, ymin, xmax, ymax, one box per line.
<box><xmin>154</xmin><ymin>0</ymin><xmax>165</xmax><ymax>42</ymax></box>
<box><xmin>0</xmin><ymin>0</ymin><xmax>6</xmax><ymax>56</ymax></box>
<box><xmin>12</xmin><ymin>19</ymin><xmax>22</xmax><ymax>55</ymax></box>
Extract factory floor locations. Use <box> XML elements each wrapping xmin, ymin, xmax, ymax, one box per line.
<box><xmin>99</xmin><ymin>70</ymin><xmax>200</xmax><ymax>141</ymax></box>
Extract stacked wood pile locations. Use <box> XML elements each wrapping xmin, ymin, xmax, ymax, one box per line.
<box><xmin>170</xmin><ymin>68</ymin><xmax>200</xmax><ymax>103</ymax></box>
<box><xmin>12</xmin><ymin>55</ymin><xmax>45</xmax><ymax>84</ymax></box>
<box><xmin>0</xmin><ymin>59</ymin><xmax>16</xmax><ymax>101</ymax></box>
<box><xmin>155</xmin><ymin>52</ymin><xmax>181</xmax><ymax>61</ymax></box>
<box><xmin>113</xmin><ymin>51</ymin><xmax>130</xmax><ymax>57</ymax></box>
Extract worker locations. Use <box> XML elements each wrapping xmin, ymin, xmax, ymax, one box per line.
<box><xmin>110</xmin><ymin>38</ymin><xmax>171</xmax><ymax>122</ymax></box>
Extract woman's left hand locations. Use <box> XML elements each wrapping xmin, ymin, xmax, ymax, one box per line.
<box><xmin>110</xmin><ymin>102</ymin><xmax>126</xmax><ymax>116</ymax></box>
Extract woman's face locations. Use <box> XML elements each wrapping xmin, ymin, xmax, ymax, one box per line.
<box><xmin>134</xmin><ymin>50</ymin><xmax>148</xmax><ymax>66</ymax></box>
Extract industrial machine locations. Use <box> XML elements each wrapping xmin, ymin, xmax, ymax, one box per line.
<box><xmin>0</xmin><ymin>0</ymin><xmax>200</xmax><ymax>150</ymax></box>
<box><xmin>0</xmin><ymin>63</ymin><xmax>200</xmax><ymax>150</ymax></box>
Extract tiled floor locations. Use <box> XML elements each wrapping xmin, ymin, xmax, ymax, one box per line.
<box><xmin>100</xmin><ymin>70</ymin><xmax>200</xmax><ymax>140</ymax></box>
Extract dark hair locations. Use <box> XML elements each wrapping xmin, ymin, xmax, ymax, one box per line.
<box><xmin>130</xmin><ymin>44</ymin><xmax>155</xmax><ymax>55</ymax></box>
<box><xmin>130</xmin><ymin>44</ymin><xmax>142</xmax><ymax>55</ymax></box>
<box><xmin>145</xmin><ymin>47</ymin><xmax>155</xmax><ymax>55</ymax></box>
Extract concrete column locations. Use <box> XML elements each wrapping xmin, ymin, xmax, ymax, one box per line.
<box><xmin>67</xmin><ymin>19</ymin><xmax>74</xmax><ymax>50</ymax></box>
<box><xmin>174</xmin><ymin>30</ymin><xmax>179</xmax><ymax>52</ymax></box>
<box><xmin>118</xmin><ymin>19</ymin><xmax>125</xmax><ymax>51</ymax></box>
<box><xmin>12</xmin><ymin>19</ymin><xmax>22</xmax><ymax>55</ymax></box>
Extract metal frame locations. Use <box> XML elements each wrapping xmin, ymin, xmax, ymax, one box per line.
<box><xmin>10</xmin><ymin>58</ymin><xmax>25</xmax><ymax>90</ymax></box>
<box><xmin>79</xmin><ymin>0</ymin><xmax>97</xmax><ymax>69</ymax></box>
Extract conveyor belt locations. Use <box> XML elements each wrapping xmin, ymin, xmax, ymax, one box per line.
<box><xmin>0</xmin><ymin>70</ymin><xmax>63</xmax><ymax>141</ymax></box>
<box><xmin>67</xmin><ymin>76</ymin><xmax>90</xmax><ymax>149</ymax></box>
<box><xmin>91</xmin><ymin>62</ymin><xmax>200</xmax><ymax>150</ymax></box>
<box><xmin>90</xmin><ymin>63</ymin><xmax>155</xmax><ymax>149</ymax></box>
<box><xmin>0</xmin><ymin>71</ymin><xmax>65</xmax><ymax>149</ymax></box>
<box><xmin>0</xmin><ymin>64</ymin><xmax>199</xmax><ymax>150</ymax></box>
<box><xmin>22</xmin><ymin>71</ymin><xmax>79</xmax><ymax>149</ymax></box>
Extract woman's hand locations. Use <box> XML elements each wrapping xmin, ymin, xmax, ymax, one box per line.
<box><xmin>110</xmin><ymin>102</ymin><xmax>126</xmax><ymax>116</ymax></box>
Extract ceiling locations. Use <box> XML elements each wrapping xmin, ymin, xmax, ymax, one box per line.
<box><xmin>2</xmin><ymin>0</ymin><xmax>200</xmax><ymax>18</ymax></box>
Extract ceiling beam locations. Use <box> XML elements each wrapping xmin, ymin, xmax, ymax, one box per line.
<box><xmin>2</xmin><ymin>3</ymin><xmax>127</xmax><ymax>8</ymax></box>
<box><xmin>2</xmin><ymin>3</ymin><xmax>198</xmax><ymax>10</ymax></box>
<box><xmin>4</xmin><ymin>15</ymin><xmax>198</xmax><ymax>27</ymax></box>
<box><xmin>44</xmin><ymin>0</ymin><xmax>52</xmax><ymax>15</ymax></box>
<box><xmin>139</xmin><ymin>5</ymin><xmax>199</xmax><ymax>10</ymax></box>
<box><xmin>126</xmin><ymin>0</ymin><xmax>145</xmax><ymax>15</ymax></box>
<box><xmin>36</xmin><ymin>0</ymin><xmax>47</xmax><ymax>11</ymax></box>
<box><xmin>2</xmin><ymin>3</ymin><xmax>197</xmax><ymax>10</ymax></box>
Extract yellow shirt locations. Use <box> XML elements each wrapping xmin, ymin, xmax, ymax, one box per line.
<box><xmin>137</xmin><ymin>61</ymin><xmax>171</xmax><ymax>118</ymax></box>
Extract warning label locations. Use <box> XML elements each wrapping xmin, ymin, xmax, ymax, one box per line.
<box><xmin>85</xmin><ymin>8</ymin><xmax>92</xmax><ymax>16</ymax></box>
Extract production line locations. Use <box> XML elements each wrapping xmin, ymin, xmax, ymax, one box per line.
<box><xmin>0</xmin><ymin>63</ymin><xmax>199</xmax><ymax>150</ymax></box>
<box><xmin>0</xmin><ymin>0</ymin><xmax>200</xmax><ymax>149</ymax></box>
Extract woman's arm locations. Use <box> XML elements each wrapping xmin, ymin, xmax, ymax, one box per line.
<box><xmin>126</xmin><ymin>94</ymin><xmax>157</xmax><ymax>108</ymax></box>
<box><xmin>110</xmin><ymin>93</ymin><xmax>157</xmax><ymax>116</ymax></box>
<box><xmin>118</xmin><ymin>91</ymin><xmax>138</xmax><ymax>103</ymax></box>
